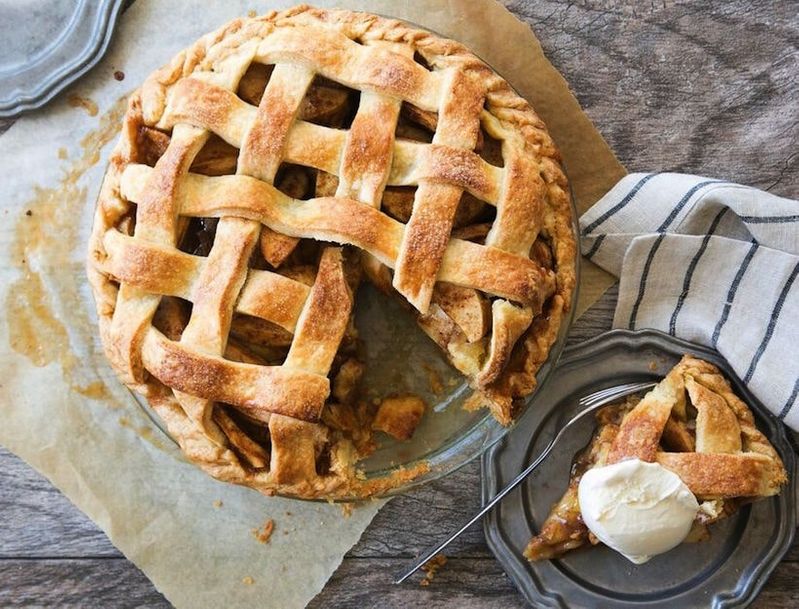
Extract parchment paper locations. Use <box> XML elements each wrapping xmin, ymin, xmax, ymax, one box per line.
<box><xmin>0</xmin><ymin>1</ymin><xmax>623</xmax><ymax>607</ymax></box>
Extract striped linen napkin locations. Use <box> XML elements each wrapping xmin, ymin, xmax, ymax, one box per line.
<box><xmin>580</xmin><ymin>173</ymin><xmax>799</xmax><ymax>430</ymax></box>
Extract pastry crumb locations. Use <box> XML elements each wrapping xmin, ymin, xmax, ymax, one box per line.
<box><xmin>212</xmin><ymin>499</ymin><xmax>223</xmax><ymax>509</ymax></box>
<box><xmin>252</xmin><ymin>519</ymin><xmax>275</xmax><ymax>544</ymax></box>
<box><xmin>241</xmin><ymin>576</ymin><xmax>254</xmax><ymax>585</ymax></box>
<box><xmin>247</xmin><ymin>9</ymin><xmax>257</xmax><ymax>17</ymax></box>
<box><xmin>113</xmin><ymin>70</ymin><xmax>125</xmax><ymax>81</ymax></box>
<box><xmin>340</xmin><ymin>502</ymin><xmax>354</xmax><ymax>518</ymax></box>
<box><xmin>420</xmin><ymin>554</ymin><xmax>447</xmax><ymax>586</ymax></box>
<box><xmin>372</xmin><ymin>395</ymin><xmax>426</xmax><ymax>440</ymax></box>
<box><xmin>649</xmin><ymin>360</ymin><xmax>659</xmax><ymax>371</ymax></box>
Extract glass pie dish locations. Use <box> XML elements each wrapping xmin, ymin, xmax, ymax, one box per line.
<box><xmin>91</xmin><ymin>7</ymin><xmax>581</xmax><ymax>501</ymax></box>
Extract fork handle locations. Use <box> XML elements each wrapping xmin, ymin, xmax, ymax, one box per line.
<box><xmin>393</xmin><ymin>381</ymin><xmax>657</xmax><ymax>584</ymax></box>
<box><xmin>393</xmin><ymin>436</ymin><xmax>558</xmax><ymax>584</ymax></box>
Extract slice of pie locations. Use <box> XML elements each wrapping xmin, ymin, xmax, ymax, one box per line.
<box><xmin>87</xmin><ymin>5</ymin><xmax>575</xmax><ymax>499</ymax></box>
<box><xmin>525</xmin><ymin>355</ymin><xmax>787</xmax><ymax>561</ymax></box>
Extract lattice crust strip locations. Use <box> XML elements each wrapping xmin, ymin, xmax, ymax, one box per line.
<box><xmin>118</xmin><ymin>165</ymin><xmax>555</xmax><ymax>308</ymax></box>
<box><xmin>609</xmin><ymin>356</ymin><xmax>786</xmax><ymax>498</ymax></box>
<box><xmin>87</xmin><ymin>5</ymin><xmax>577</xmax><ymax>498</ymax></box>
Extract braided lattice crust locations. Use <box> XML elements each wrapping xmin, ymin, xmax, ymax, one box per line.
<box><xmin>88</xmin><ymin>5</ymin><xmax>576</xmax><ymax>499</ymax></box>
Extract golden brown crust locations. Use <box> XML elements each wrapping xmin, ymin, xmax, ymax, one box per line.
<box><xmin>87</xmin><ymin>4</ymin><xmax>575</xmax><ymax>499</ymax></box>
<box><xmin>526</xmin><ymin>356</ymin><xmax>787</xmax><ymax>561</ymax></box>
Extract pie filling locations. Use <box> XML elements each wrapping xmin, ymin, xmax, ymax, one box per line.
<box><xmin>88</xmin><ymin>6</ymin><xmax>576</xmax><ymax>499</ymax></box>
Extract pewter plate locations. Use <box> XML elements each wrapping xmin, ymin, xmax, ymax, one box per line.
<box><xmin>482</xmin><ymin>329</ymin><xmax>797</xmax><ymax>609</ymax></box>
<box><xmin>0</xmin><ymin>0</ymin><xmax>124</xmax><ymax>118</ymax></box>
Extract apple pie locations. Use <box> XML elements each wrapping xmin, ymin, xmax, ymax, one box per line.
<box><xmin>87</xmin><ymin>5</ymin><xmax>576</xmax><ymax>499</ymax></box>
<box><xmin>525</xmin><ymin>355</ymin><xmax>787</xmax><ymax>560</ymax></box>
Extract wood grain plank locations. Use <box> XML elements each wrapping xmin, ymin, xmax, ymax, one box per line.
<box><xmin>308</xmin><ymin>558</ymin><xmax>527</xmax><ymax>609</ymax></box>
<box><xmin>501</xmin><ymin>0</ymin><xmax>799</xmax><ymax>197</ymax></box>
<box><xmin>0</xmin><ymin>451</ymin><xmax>119</xmax><ymax>558</ymax></box>
<box><xmin>751</xmin><ymin>562</ymin><xmax>799</xmax><ymax>609</ymax></box>
<box><xmin>0</xmin><ymin>559</ymin><xmax>169</xmax><ymax>608</ymax></box>
<box><xmin>312</xmin><ymin>559</ymin><xmax>799</xmax><ymax>609</ymax></box>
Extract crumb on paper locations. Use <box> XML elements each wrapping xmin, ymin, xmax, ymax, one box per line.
<box><xmin>247</xmin><ymin>9</ymin><xmax>257</xmax><ymax>17</ymax></box>
<box><xmin>241</xmin><ymin>576</ymin><xmax>254</xmax><ymax>585</ymax></box>
<box><xmin>212</xmin><ymin>499</ymin><xmax>223</xmax><ymax>509</ymax></box>
<box><xmin>422</xmin><ymin>363</ymin><xmax>443</xmax><ymax>395</ymax></box>
<box><xmin>57</xmin><ymin>148</ymin><xmax>67</xmax><ymax>160</ymax></box>
<box><xmin>25</xmin><ymin>210</ymin><xmax>32</xmax><ymax>217</ymax></box>
<box><xmin>340</xmin><ymin>502</ymin><xmax>353</xmax><ymax>518</ymax></box>
<box><xmin>113</xmin><ymin>70</ymin><xmax>125</xmax><ymax>81</ymax></box>
<box><xmin>420</xmin><ymin>554</ymin><xmax>447</xmax><ymax>587</ymax></box>
<box><xmin>252</xmin><ymin>518</ymin><xmax>275</xmax><ymax>544</ymax></box>
<box><xmin>285</xmin><ymin>511</ymin><xmax>292</xmax><ymax>516</ymax></box>
<box><xmin>66</xmin><ymin>93</ymin><xmax>99</xmax><ymax>117</ymax></box>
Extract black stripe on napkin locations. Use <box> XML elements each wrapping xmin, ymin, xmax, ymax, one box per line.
<box><xmin>656</xmin><ymin>180</ymin><xmax>726</xmax><ymax>232</ymax></box>
<box><xmin>628</xmin><ymin>180</ymin><xmax>725</xmax><ymax>329</ymax></box>
<box><xmin>628</xmin><ymin>234</ymin><xmax>666</xmax><ymax>329</ymax></box>
<box><xmin>739</xmin><ymin>214</ymin><xmax>799</xmax><ymax>224</ymax></box>
<box><xmin>711</xmin><ymin>240</ymin><xmax>759</xmax><ymax>347</ymax></box>
<box><xmin>584</xmin><ymin>234</ymin><xmax>605</xmax><ymax>259</ymax></box>
<box><xmin>582</xmin><ymin>173</ymin><xmax>658</xmax><ymax>235</ymax></box>
<box><xmin>743</xmin><ymin>260</ymin><xmax>799</xmax><ymax>383</ymax></box>
<box><xmin>668</xmin><ymin>208</ymin><xmax>729</xmax><ymax>335</ymax></box>
<box><xmin>778</xmin><ymin>377</ymin><xmax>799</xmax><ymax>420</ymax></box>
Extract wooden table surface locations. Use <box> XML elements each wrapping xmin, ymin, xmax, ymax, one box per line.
<box><xmin>1</xmin><ymin>1</ymin><xmax>797</xmax><ymax>607</ymax></box>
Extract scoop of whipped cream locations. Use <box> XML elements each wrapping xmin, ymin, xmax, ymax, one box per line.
<box><xmin>577</xmin><ymin>458</ymin><xmax>699</xmax><ymax>564</ymax></box>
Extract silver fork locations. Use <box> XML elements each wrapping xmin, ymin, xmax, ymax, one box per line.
<box><xmin>394</xmin><ymin>380</ymin><xmax>657</xmax><ymax>584</ymax></box>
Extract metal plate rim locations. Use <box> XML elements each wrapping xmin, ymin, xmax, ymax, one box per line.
<box><xmin>0</xmin><ymin>0</ymin><xmax>125</xmax><ymax>118</ymax></box>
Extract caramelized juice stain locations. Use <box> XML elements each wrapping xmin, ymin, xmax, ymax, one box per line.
<box><xmin>67</xmin><ymin>93</ymin><xmax>99</xmax><ymax>117</ymax></box>
<box><xmin>6</xmin><ymin>96</ymin><xmax>129</xmax><ymax>404</ymax></box>
<box><xmin>7</xmin><ymin>270</ymin><xmax>69</xmax><ymax>367</ymax></box>
<box><xmin>76</xmin><ymin>381</ymin><xmax>111</xmax><ymax>400</ymax></box>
